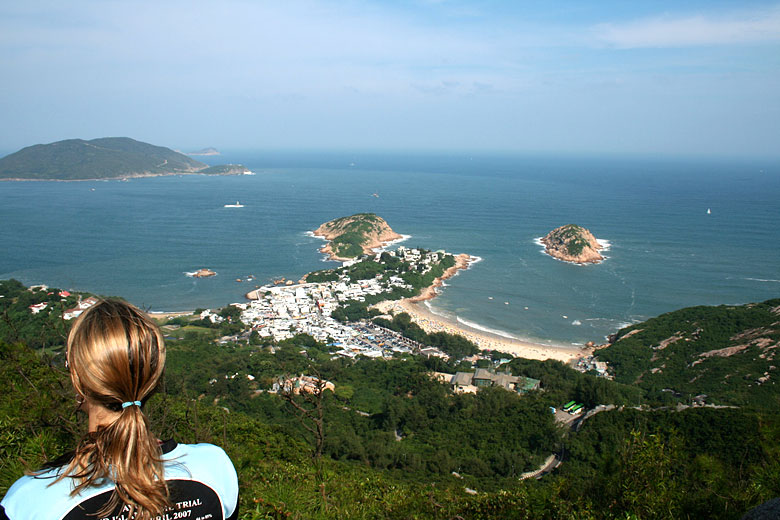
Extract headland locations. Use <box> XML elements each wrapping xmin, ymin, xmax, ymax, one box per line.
<box><xmin>313</xmin><ymin>213</ymin><xmax>402</xmax><ymax>261</ymax></box>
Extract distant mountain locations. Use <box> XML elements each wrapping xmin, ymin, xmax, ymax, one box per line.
<box><xmin>187</xmin><ymin>147</ymin><xmax>221</xmax><ymax>156</ymax></box>
<box><xmin>0</xmin><ymin>137</ymin><xmax>247</xmax><ymax>180</ymax></box>
<box><xmin>596</xmin><ymin>298</ymin><xmax>780</xmax><ymax>408</ymax></box>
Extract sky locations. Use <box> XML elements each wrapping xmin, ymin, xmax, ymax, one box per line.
<box><xmin>1</xmin><ymin>0</ymin><xmax>779</xmax><ymax>158</ymax></box>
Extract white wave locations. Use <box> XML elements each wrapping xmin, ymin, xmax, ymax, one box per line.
<box><xmin>534</xmin><ymin>236</ymin><xmax>608</xmax><ymax>265</ymax></box>
<box><xmin>423</xmin><ymin>301</ymin><xmax>451</xmax><ymax>318</ymax></box>
<box><xmin>745</xmin><ymin>277</ymin><xmax>780</xmax><ymax>283</ymax></box>
<box><xmin>184</xmin><ymin>271</ymin><xmax>217</xmax><ymax>278</ymax></box>
<box><xmin>572</xmin><ymin>320</ymin><xmax>582</xmax><ymax>326</ymax></box>
<box><xmin>468</xmin><ymin>255</ymin><xmax>483</xmax><ymax>266</ymax></box>
<box><xmin>456</xmin><ymin>316</ymin><xmax>523</xmax><ymax>341</ymax></box>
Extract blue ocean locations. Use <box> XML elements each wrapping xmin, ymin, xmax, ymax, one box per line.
<box><xmin>2</xmin><ymin>151</ymin><xmax>779</xmax><ymax>346</ymax></box>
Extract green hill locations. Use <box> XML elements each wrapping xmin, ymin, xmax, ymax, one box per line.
<box><xmin>313</xmin><ymin>213</ymin><xmax>403</xmax><ymax>260</ymax></box>
<box><xmin>0</xmin><ymin>137</ymin><xmax>247</xmax><ymax>180</ymax></box>
<box><xmin>596</xmin><ymin>298</ymin><xmax>780</xmax><ymax>408</ymax></box>
<box><xmin>2</xmin><ymin>279</ymin><xmax>780</xmax><ymax>518</ymax></box>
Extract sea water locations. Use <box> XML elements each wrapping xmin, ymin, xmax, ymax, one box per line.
<box><xmin>1</xmin><ymin>151</ymin><xmax>778</xmax><ymax>345</ymax></box>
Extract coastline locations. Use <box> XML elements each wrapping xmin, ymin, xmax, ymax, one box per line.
<box><xmin>374</xmin><ymin>298</ymin><xmax>590</xmax><ymax>362</ymax></box>
<box><xmin>0</xmin><ymin>170</ymin><xmax>247</xmax><ymax>182</ymax></box>
<box><xmin>409</xmin><ymin>253</ymin><xmax>473</xmax><ymax>302</ymax></box>
<box><xmin>149</xmin><ymin>310</ymin><xmax>193</xmax><ymax>320</ymax></box>
<box><xmin>373</xmin><ymin>253</ymin><xmax>591</xmax><ymax>362</ymax></box>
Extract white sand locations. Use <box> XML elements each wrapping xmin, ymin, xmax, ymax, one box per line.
<box><xmin>373</xmin><ymin>299</ymin><xmax>590</xmax><ymax>362</ymax></box>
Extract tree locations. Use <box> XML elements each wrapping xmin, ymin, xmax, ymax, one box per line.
<box><xmin>279</xmin><ymin>366</ymin><xmax>329</xmax><ymax>464</ymax></box>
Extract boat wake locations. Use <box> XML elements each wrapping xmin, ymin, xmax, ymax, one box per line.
<box><xmin>745</xmin><ymin>277</ymin><xmax>780</xmax><ymax>283</ymax></box>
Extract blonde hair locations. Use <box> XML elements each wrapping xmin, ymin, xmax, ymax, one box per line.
<box><xmin>58</xmin><ymin>299</ymin><xmax>169</xmax><ymax>518</ymax></box>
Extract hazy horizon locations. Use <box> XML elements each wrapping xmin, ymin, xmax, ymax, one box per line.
<box><xmin>2</xmin><ymin>1</ymin><xmax>779</xmax><ymax>159</ymax></box>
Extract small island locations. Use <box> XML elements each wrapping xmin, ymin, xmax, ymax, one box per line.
<box><xmin>0</xmin><ymin>137</ymin><xmax>250</xmax><ymax>180</ymax></box>
<box><xmin>190</xmin><ymin>268</ymin><xmax>216</xmax><ymax>278</ymax></box>
<box><xmin>313</xmin><ymin>213</ymin><xmax>402</xmax><ymax>261</ymax></box>
<box><xmin>541</xmin><ymin>224</ymin><xmax>604</xmax><ymax>264</ymax></box>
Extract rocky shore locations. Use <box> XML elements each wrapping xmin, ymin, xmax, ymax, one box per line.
<box><xmin>408</xmin><ymin>253</ymin><xmax>474</xmax><ymax>302</ymax></box>
<box><xmin>313</xmin><ymin>213</ymin><xmax>402</xmax><ymax>261</ymax></box>
<box><xmin>541</xmin><ymin>224</ymin><xmax>604</xmax><ymax>264</ymax></box>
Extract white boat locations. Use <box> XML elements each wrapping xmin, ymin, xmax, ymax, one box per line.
<box><xmin>707</xmin><ymin>208</ymin><xmax>711</xmax><ymax>215</ymax></box>
<box><xmin>224</xmin><ymin>201</ymin><xmax>244</xmax><ymax>208</ymax></box>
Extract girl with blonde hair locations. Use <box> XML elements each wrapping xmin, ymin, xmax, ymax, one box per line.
<box><xmin>1</xmin><ymin>299</ymin><xmax>238</xmax><ymax>520</ymax></box>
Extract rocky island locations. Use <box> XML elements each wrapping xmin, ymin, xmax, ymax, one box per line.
<box><xmin>313</xmin><ymin>213</ymin><xmax>402</xmax><ymax>261</ymax></box>
<box><xmin>0</xmin><ymin>137</ymin><xmax>250</xmax><ymax>180</ymax></box>
<box><xmin>189</xmin><ymin>268</ymin><xmax>216</xmax><ymax>278</ymax></box>
<box><xmin>541</xmin><ymin>224</ymin><xmax>604</xmax><ymax>264</ymax></box>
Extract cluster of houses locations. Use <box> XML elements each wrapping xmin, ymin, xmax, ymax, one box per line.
<box><xmin>231</xmin><ymin>250</ymin><xmax>435</xmax><ymax>346</ymax></box>
<box><xmin>234</xmin><ymin>282</ymin><xmax>360</xmax><ymax>344</ymax></box>
<box><xmin>272</xmin><ymin>374</ymin><xmax>336</xmax><ymax>395</ymax></box>
<box><xmin>435</xmin><ymin>367</ymin><xmax>541</xmax><ymax>395</ymax></box>
<box><xmin>26</xmin><ymin>285</ymin><xmax>99</xmax><ymax>320</ymax></box>
<box><xmin>573</xmin><ymin>355</ymin><xmax>610</xmax><ymax>378</ymax></box>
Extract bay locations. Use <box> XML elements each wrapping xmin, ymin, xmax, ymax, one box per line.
<box><xmin>1</xmin><ymin>151</ymin><xmax>778</xmax><ymax>346</ymax></box>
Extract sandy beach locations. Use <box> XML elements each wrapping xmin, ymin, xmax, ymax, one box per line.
<box><xmin>379</xmin><ymin>253</ymin><xmax>591</xmax><ymax>362</ymax></box>
<box><xmin>373</xmin><ymin>299</ymin><xmax>590</xmax><ymax>362</ymax></box>
<box><xmin>149</xmin><ymin>310</ymin><xmax>193</xmax><ymax>321</ymax></box>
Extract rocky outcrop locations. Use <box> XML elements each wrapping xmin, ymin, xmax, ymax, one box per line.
<box><xmin>313</xmin><ymin>213</ymin><xmax>402</xmax><ymax>261</ymax></box>
<box><xmin>408</xmin><ymin>254</ymin><xmax>474</xmax><ymax>302</ymax></box>
<box><xmin>541</xmin><ymin>224</ymin><xmax>604</xmax><ymax>264</ymax></box>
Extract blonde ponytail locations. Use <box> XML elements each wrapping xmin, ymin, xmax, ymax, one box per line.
<box><xmin>57</xmin><ymin>299</ymin><xmax>170</xmax><ymax>519</ymax></box>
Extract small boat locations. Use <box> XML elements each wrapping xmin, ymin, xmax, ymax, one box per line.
<box><xmin>707</xmin><ymin>208</ymin><xmax>711</xmax><ymax>215</ymax></box>
<box><xmin>224</xmin><ymin>201</ymin><xmax>244</xmax><ymax>208</ymax></box>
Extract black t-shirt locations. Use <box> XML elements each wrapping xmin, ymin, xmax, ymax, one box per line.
<box><xmin>1</xmin><ymin>441</ymin><xmax>238</xmax><ymax>520</ymax></box>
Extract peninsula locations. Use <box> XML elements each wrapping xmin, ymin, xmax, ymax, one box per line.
<box><xmin>541</xmin><ymin>224</ymin><xmax>604</xmax><ymax>264</ymax></box>
<box><xmin>313</xmin><ymin>213</ymin><xmax>402</xmax><ymax>261</ymax></box>
<box><xmin>0</xmin><ymin>137</ymin><xmax>250</xmax><ymax>180</ymax></box>
<box><xmin>187</xmin><ymin>147</ymin><xmax>221</xmax><ymax>156</ymax></box>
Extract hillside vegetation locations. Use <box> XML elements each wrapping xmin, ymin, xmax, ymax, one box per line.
<box><xmin>597</xmin><ymin>298</ymin><xmax>780</xmax><ymax>408</ymax></box>
<box><xmin>2</xmin><ymin>279</ymin><xmax>780</xmax><ymax>518</ymax></box>
<box><xmin>0</xmin><ymin>137</ymin><xmax>247</xmax><ymax>180</ymax></box>
<box><xmin>314</xmin><ymin>213</ymin><xmax>402</xmax><ymax>260</ymax></box>
<box><xmin>541</xmin><ymin>224</ymin><xmax>604</xmax><ymax>264</ymax></box>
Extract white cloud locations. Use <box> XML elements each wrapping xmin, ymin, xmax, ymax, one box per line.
<box><xmin>593</xmin><ymin>5</ymin><xmax>780</xmax><ymax>48</ymax></box>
